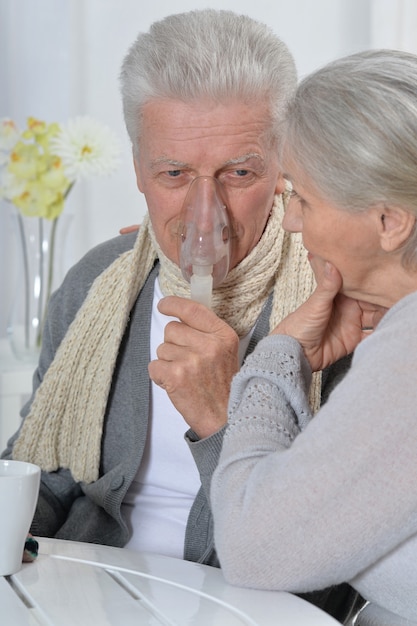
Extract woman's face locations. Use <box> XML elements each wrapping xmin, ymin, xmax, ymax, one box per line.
<box><xmin>282</xmin><ymin>169</ymin><xmax>387</xmax><ymax>303</ymax></box>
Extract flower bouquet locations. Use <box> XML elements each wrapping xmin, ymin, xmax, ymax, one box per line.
<box><xmin>0</xmin><ymin>116</ymin><xmax>120</xmax><ymax>360</ymax></box>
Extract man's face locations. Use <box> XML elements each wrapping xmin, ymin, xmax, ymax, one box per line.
<box><xmin>134</xmin><ymin>98</ymin><xmax>285</xmax><ymax>270</ymax></box>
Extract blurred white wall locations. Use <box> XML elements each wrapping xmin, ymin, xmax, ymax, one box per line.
<box><xmin>0</xmin><ymin>0</ymin><xmax>413</xmax><ymax>338</ymax></box>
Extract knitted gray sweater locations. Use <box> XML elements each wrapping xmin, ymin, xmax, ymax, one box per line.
<box><xmin>212</xmin><ymin>290</ymin><xmax>417</xmax><ymax>625</ymax></box>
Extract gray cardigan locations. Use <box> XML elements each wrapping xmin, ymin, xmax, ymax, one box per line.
<box><xmin>3</xmin><ymin>233</ymin><xmax>273</xmax><ymax>565</ymax></box>
<box><xmin>2</xmin><ymin>232</ymin><xmax>360</xmax><ymax>622</ymax></box>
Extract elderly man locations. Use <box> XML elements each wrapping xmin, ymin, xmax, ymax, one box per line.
<box><xmin>3</xmin><ymin>9</ymin><xmax>358</xmax><ymax>622</ymax></box>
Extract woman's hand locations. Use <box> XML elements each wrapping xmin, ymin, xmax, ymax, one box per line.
<box><xmin>272</xmin><ymin>261</ymin><xmax>386</xmax><ymax>371</ymax></box>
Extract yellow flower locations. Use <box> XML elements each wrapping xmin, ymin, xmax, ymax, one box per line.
<box><xmin>23</xmin><ymin>117</ymin><xmax>61</xmax><ymax>153</ymax></box>
<box><xmin>0</xmin><ymin>117</ymin><xmax>73</xmax><ymax>219</ymax></box>
<box><xmin>1</xmin><ymin>115</ymin><xmax>120</xmax><ymax>220</ymax></box>
<box><xmin>9</xmin><ymin>142</ymin><xmax>40</xmax><ymax>179</ymax></box>
<box><xmin>24</xmin><ymin>117</ymin><xmax>47</xmax><ymax>136</ymax></box>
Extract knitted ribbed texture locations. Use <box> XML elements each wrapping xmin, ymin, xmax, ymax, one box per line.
<box><xmin>13</xmin><ymin>218</ymin><xmax>157</xmax><ymax>483</ymax></box>
<box><xmin>13</xmin><ymin>195</ymin><xmax>320</xmax><ymax>483</ymax></box>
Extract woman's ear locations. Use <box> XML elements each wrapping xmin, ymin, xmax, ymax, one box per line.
<box><xmin>378</xmin><ymin>206</ymin><xmax>416</xmax><ymax>253</ymax></box>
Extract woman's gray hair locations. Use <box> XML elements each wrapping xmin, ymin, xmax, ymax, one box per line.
<box><xmin>280</xmin><ymin>49</ymin><xmax>417</xmax><ymax>267</ymax></box>
<box><xmin>120</xmin><ymin>9</ymin><xmax>296</xmax><ymax>155</ymax></box>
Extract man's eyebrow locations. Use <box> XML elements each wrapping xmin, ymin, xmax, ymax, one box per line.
<box><xmin>150</xmin><ymin>157</ymin><xmax>189</xmax><ymax>169</ymax></box>
<box><xmin>223</xmin><ymin>153</ymin><xmax>263</xmax><ymax>166</ymax></box>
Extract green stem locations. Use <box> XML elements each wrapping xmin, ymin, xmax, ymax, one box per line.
<box><xmin>16</xmin><ymin>212</ymin><xmax>30</xmax><ymax>350</ymax></box>
<box><xmin>46</xmin><ymin>217</ymin><xmax>58</xmax><ymax>311</ymax></box>
<box><xmin>36</xmin><ymin>218</ymin><xmax>45</xmax><ymax>342</ymax></box>
<box><xmin>64</xmin><ymin>181</ymin><xmax>75</xmax><ymax>200</ymax></box>
<box><xmin>35</xmin><ymin>182</ymin><xmax>74</xmax><ymax>348</ymax></box>
<box><xmin>31</xmin><ymin>183</ymin><xmax>74</xmax><ymax>348</ymax></box>
<box><xmin>36</xmin><ymin>216</ymin><xmax>58</xmax><ymax>348</ymax></box>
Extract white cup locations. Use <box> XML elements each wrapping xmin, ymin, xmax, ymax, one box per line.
<box><xmin>0</xmin><ymin>459</ymin><xmax>41</xmax><ymax>576</ymax></box>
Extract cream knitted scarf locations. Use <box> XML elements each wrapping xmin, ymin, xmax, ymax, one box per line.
<box><xmin>13</xmin><ymin>194</ymin><xmax>319</xmax><ymax>483</ymax></box>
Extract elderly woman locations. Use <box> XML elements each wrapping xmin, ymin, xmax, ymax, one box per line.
<box><xmin>211</xmin><ymin>49</ymin><xmax>417</xmax><ymax>625</ymax></box>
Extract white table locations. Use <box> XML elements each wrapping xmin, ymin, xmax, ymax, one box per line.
<box><xmin>1</xmin><ymin>538</ymin><xmax>340</xmax><ymax>625</ymax></box>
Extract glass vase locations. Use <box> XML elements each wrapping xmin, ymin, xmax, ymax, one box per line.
<box><xmin>7</xmin><ymin>212</ymin><xmax>73</xmax><ymax>363</ymax></box>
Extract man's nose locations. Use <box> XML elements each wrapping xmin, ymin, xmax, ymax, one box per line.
<box><xmin>183</xmin><ymin>176</ymin><xmax>229</xmax><ymax>230</ymax></box>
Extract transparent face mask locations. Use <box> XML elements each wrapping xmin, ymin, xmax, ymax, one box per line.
<box><xmin>178</xmin><ymin>176</ymin><xmax>231</xmax><ymax>308</ymax></box>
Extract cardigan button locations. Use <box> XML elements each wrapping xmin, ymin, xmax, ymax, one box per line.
<box><xmin>110</xmin><ymin>475</ymin><xmax>125</xmax><ymax>490</ymax></box>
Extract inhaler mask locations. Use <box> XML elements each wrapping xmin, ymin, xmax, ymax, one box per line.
<box><xmin>178</xmin><ymin>176</ymin><xmax>231</xmax><ymax>308</ymax></box>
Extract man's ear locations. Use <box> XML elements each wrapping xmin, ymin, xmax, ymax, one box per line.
<box><xmin>133</xmin><ymin>156</ymin><xmax>144</xmax><ymax>193</ymax></box>
<box><xmin>378</xmin><ymin>206</ymin><xmax>416</xmax><ymax>253</ymax></box>
<box><xmin>275</xmin><ymin>173</ymin><xmax>286</xmax><ymax>196</ymax></box>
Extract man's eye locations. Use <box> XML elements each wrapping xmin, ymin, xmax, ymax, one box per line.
<box><xmin>167</xmin><ymin>170</ymin><xmax>181</xmax><ymax>177</ymax></box>
<box><xmin>219</xmin><ymin>169</ymin><xmax>256</xmax><ymax>188</ymax></box>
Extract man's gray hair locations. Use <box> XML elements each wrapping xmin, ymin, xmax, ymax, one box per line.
<box><xmin>280</xmin><ymin>49</ymin><xmax>417</xmax><ymax>267</ymax></box>
<box><xmin>120</xmin><ymin>9</ymin><xmax>296</xmax><ymax>155</ymax></box>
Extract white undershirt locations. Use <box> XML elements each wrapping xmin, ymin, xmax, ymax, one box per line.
<box><xmin>122</xmin><ymin>277</ymin><xmax>252</xmax><ymax>558</ymax></box>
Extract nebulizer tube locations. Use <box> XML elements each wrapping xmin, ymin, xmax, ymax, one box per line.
<box><xmin>179</xmin><ymin>176</ymin><xmax>231</xmax><ymax>308</ymax></box>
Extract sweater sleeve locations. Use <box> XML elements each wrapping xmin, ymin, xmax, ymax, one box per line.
<box><xmin>227</xmin><ymin>334</ymin><xmax>313</xmax><ymax>438</ymax></box>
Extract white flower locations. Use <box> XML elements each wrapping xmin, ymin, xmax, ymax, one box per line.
<box><xmin>51</xmin><ymin>116</ymin><xmax>121</xmax><ymax>182</ymax></box>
